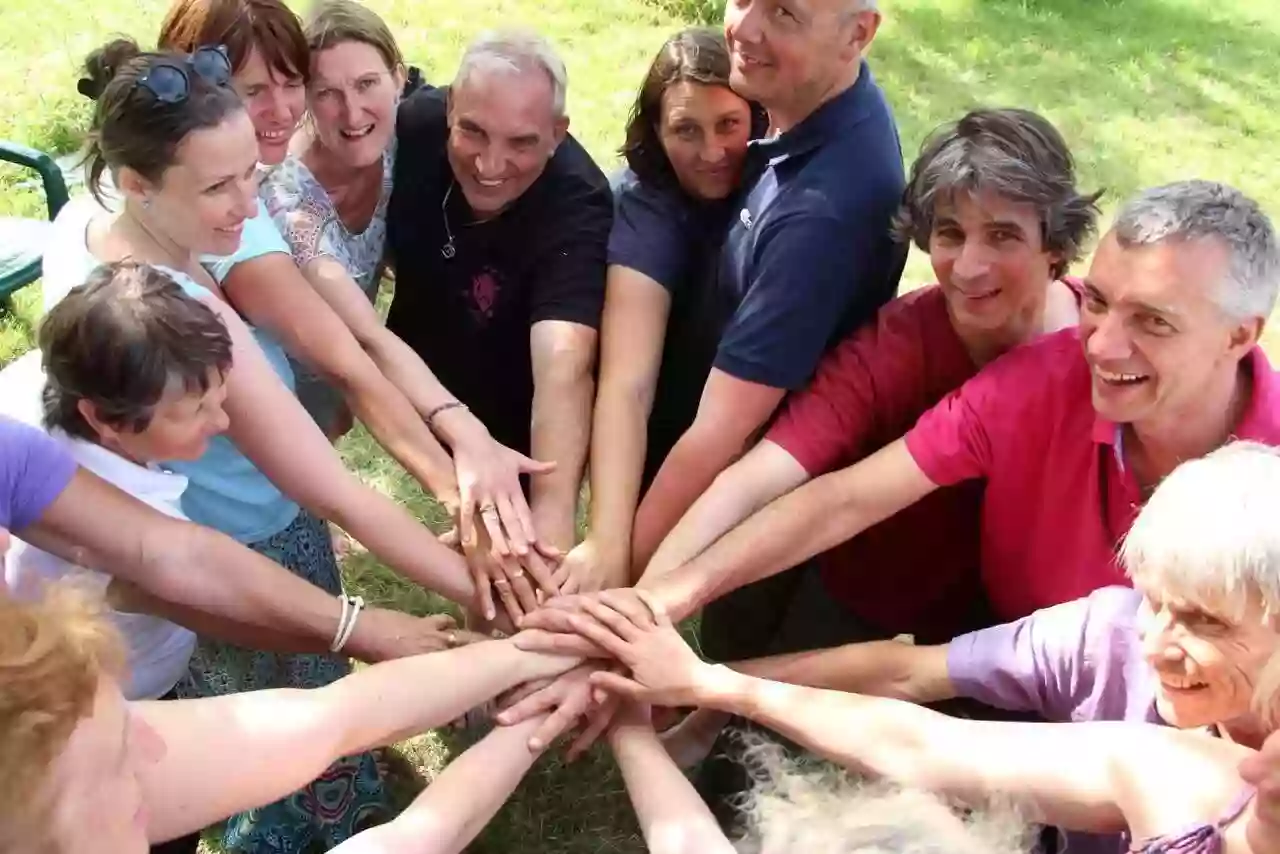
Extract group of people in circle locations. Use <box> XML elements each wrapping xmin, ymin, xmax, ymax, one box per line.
<box><xmin>2</xmin><ymin>0</ymin><xmax>1280</xmax><ymax>852</ymax></box>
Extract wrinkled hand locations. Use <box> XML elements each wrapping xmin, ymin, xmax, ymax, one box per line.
<box><xmin>356</xmin><ymin>609</ymin><xmax>485</xmax><ymax>662</ymax></box>
<box><xmin>1241</xmin><ymin>730</ymin><xmax>1280</xmax><ymax>852</ymax></box>
<box><xmin>556</xmin><ymin>590</ymin><xmax>711</xmax><ymax>709</ymax></box>
<box><xmin>553</xmin><ymin>538</ymin><xmax>627</xmax><ymax>596</ymax></box>
<box><xmin>494</xmin><ymin>663</ymin><xmax>620</xmax><ymax>758</ymax></box>
<box><xmin>453</xmin><ymin>434</ymin><xmax>556</xmax><ymax>558</ymax></box>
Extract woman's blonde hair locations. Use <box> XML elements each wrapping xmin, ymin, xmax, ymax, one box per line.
<box><xmin>0</xmin><ymin>585</ymin><xmax>124</xmax><ymax>853</ymax></box>
<box><xmin>735</xmin><ymin>738</ymin><xmax>1033</xmax><ymax>854</ymax></box>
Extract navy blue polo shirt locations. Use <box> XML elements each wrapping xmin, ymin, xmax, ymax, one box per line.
<box><xmin>608</xmin><ymin>168</ymin><xmax>737</xmax><ymax>487</ymax></box>
<box><xmin>715</xmin><ymin>60</ymin><xmax>906</xmax><ymax>390</ymax></box>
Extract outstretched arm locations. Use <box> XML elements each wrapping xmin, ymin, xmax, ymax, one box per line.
<box><xmin>20</xmin><ymin>468</ymin><xmax>450</xmax><ymax>662</ymax></box>
<box><xmin>529</xmin><ymin>319</ymin><xmax>597</xmax><ymax>554</ymax></box>
<box><xmin>730</xmin><ymin>637</ymin><xmax>953</xmax><ymax>702</ymax></box>
<box><xmin>330</xmin><ymin>715</ymin><xmax>550</xmax><ymax>854</ymax></box>
<box><xmin>639</xmin><ymin>439</ymin><xmax>938</xmax><ymax>621</ymax></box>
<box><xmin>140</xmin><ymin>637</ymin><xmax>580</xmax><ymax>844</ymax></box>
<box><xmin>571</xmin><ymin>592</ymin><xmax>1263</xmax><ymax>844</ymax></box>
<box><xmin>295</xmin><ymin>255</ymin><xmax>552</xmax><ymax>556</ymax></box>
<box><xmin>199</xmin><ymin>293</ymin><xmax>478</xmax><ymax>609</ymax></box>
<box><xmin>638</xmin><ymin>440</ymin><xmax>809</xmax><ymax>586</ymax></box>
<box><xmin>609</xmin><ymin>704</ymin><xmax>738</xmax><ymax>854</ymax></box>
<box><xmin>564</xmin><ymin>592</ymin><xmax>1129</xmax><ymax>832</ymax></box>
<box><xmin>562</xmin><ymin>264</ymin><xmax>670</xmax><ymax>594</ymax></box>
<box><xmin>222</xmin><ymin>254</ymin><xmax>460</xmax><ymax>505</ymax></box>
<box><xmin>629</xmin><ymin>369</ymin><xmax>786</xmax><ymax>571</ymax></box>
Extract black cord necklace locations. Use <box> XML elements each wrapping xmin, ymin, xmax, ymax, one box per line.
<box><xmin>440</xmin><ymin>179</ymin><xmax>457</xmax><ymax>259</ymax></box>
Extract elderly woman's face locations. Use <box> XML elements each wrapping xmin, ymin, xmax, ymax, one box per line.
<box><xmin>1138</xmin><ymin>588</ymin><xmax>1280</xmax><ymax>730</ymax></box>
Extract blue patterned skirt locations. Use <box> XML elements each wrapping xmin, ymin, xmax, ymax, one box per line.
<box><xmin>177</xmin><ymin>509</ymin><xmax>389</xmax><ymax>852</ymax></box>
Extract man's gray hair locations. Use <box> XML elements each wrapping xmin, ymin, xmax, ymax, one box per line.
<box><xmin>1112</xmin><ymin>180</ymin><xmax>1280</xmax><ymax>321</ymax></box>
<box><xmin>453</xmin><ymin>29</ymin><xmax>568</xmax><ymax>118</ymax></box>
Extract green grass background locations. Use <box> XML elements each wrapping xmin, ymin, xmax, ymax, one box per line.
<box><xmin>4</xmin><ymin>0</ymin><xmax>1280</xmax><ymax>850</ymax></box>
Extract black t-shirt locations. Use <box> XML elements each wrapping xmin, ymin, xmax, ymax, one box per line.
<box><xmin>386</xmin><ymin>86</ymin><xmax>612</xmax><ymax>455</ymax></box>
<box><xmin>607</xmin><ymin>168</ymin><xmax>736</xmax><ymax>489</ymax></box>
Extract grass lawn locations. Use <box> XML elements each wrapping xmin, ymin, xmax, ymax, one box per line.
<box><xmin>4</xmin><ymin>0</ymin><xmax>1280</xmax><ymax>850</ymax></box>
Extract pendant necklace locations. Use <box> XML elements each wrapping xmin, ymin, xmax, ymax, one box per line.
<box><xmin>441</xmin><ymin>179</ymin><xmax>457</xmax><ymax>259</ymax></box>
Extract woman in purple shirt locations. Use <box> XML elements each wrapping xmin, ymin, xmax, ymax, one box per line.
<box><xmin>517</xmin><ymin>436</ymin><xmax>1280</xmax><ymax>851</ymax></box>
<box><xmin>529</xmin><ymin>440</ymin><xmax>1280</xmax><ymax>853</ymax></box>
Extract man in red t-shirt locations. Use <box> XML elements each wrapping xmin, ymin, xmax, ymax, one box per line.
<box><xmin>638</xmin><ymin>107</ymin><xmax>1100</xmax><ymax>658</ymax></box>
<box><xmin>638</xmin><ymin>180</ymin><xmax>1280</xmax><ymax>648</ymax></box>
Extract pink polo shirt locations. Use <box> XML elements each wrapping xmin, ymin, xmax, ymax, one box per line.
<box><xmin>905</xmin><ymin>328</ymin><xmax>1280</xmax><ymax>621</ymax></box>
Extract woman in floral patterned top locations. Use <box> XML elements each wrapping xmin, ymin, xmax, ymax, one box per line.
<box><xmin>161</xmin><ymin>0</ymin><xmax>554</xmax><ymax>564</ymax></box>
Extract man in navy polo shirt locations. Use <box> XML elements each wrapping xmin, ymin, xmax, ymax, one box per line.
<box><xmin>490</xmin><ymin>0</ymin><xmax>908</xmax><ymax>786</ymax></box>
<box><xmin>629</xmin><ymin>0</ymin><xmax>906</xmax><ymax>570</ymax></box>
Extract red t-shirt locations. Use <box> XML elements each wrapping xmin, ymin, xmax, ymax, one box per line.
<box><xmin>906</xmin><ymin>329</ymin><xmax>1280</xmax><ymax>621</ymax></box>
<box><xmin>767</xmin><ymin>286</ymin><xmax>987</xmax><ymax>641</ymax></box>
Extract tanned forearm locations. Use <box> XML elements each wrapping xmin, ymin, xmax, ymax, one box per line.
<box><xmin>730</xmin><ymin>639</ymin><xmax>954</xmax><ymax>702</ymax></box>
<box><xmin>639</xmin><ymin>440</ymin><xmax>936</xmax><ymax>621</ymax></box>
<box><xmin>640</xmin><ymin>441</ymin><xmax>808</xmax><ymax>585</ymax></box>
<box><xmin>630</xmin><ymin>422</ymin><xmax>747</xmax><ymax>571</ymax></box>
<box><xmin>530</xmin><ymin>345</ymin><xmax>595</xmax><ymax>551</ymax></box>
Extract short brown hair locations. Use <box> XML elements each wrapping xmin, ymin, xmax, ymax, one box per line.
<box><xmin>303</xmin><ymin>0</ymin><xmax>403</xmax><ymax>74</ymax></box>
<box><xmin>39</xmin><ymin>261</ymin><xmax>233</xmax><ymax>442</ymax></box>
<box><xmin>893</xmin><ymin>108</ymin><xmax>1103</xmax><ymax>280</ymax></box>
<box><xmin>158</xmin><ymin>0</ymin><xmax>309</xmax><ymax>81</ymax></box>
<box><xmin>621</xmin><ymin>27</ymin><xmax>760</xmax><ymax>189</ymax></box>
<box><xmin>0</xmin><ymin>585</ymin><xmax>124</xmax><ymax>854</ymax></box>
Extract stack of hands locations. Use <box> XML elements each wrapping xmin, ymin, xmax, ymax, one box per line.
<box><xmin>451</xmin><ymin>582</ymin><xmax>1280</xmax><ymax>852</ymax></box>
<box><xmin>496</xmin><ymin>588</ymin><xmax>723</xmax><ymax>758</ymax></box>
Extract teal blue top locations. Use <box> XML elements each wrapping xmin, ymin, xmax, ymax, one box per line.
<box><xmin>46</xmin><ymin>197</ymin><xmax>302</xmax><ymax>543</ymax></box>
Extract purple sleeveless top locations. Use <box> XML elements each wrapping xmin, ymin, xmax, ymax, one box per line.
<box><xmin>1128</xmin><ymin>787</ymin><xmax>1255</xmax><ymax>854</ymax></box>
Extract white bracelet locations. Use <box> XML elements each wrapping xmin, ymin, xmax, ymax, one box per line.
<box><xmin>331</xmin><ymin>593</ymin><xmax>352</xmax><ymax>653</ymax></box>
<box><xmin>333</xmin><ymin>595</ymin><xmax>365</xmax><ymax>654</ymax></box>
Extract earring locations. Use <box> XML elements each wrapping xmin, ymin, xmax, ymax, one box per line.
<box><xmin>142</xmin><ymin>197</ymin><xmax>153</xmax><ymax>209</ymax></box>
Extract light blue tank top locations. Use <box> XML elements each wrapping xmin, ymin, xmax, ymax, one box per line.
<box><xmin>45</xmin><ymin>197</ymin><xmax>302</xmax><ymax>543</ymax></box>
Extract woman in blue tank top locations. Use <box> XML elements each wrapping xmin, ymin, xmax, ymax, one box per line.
<box><xmin>49</xmin><ymin>36</ymin><xmax>483</xmax><ymax>853</ymax></box>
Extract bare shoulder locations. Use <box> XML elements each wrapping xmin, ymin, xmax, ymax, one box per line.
<box><xmin>1110</xmin><ymin>725</ymin><xmax>1253</xmax><ymax>844</ymax></box>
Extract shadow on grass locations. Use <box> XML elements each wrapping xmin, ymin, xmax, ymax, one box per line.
<box><xmin>877</xmin><ymin>0</ymin><xmax>1280</xmax><ymax>201</ymax></box>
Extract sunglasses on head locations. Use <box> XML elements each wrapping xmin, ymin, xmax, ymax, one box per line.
<box><xmin>136</xmin><ymin>45</ymin><xmax>233</xmax><ymax>104</ymax></box>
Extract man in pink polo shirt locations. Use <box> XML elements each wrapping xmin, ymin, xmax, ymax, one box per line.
<box><xmin>638</xmin><ymin>107</ymin><xmax>1099</xmax><ymax>662</ymax></box>
<box><xmin>633</xmin><ymin>179</ymin><xmax>1280</xmax><ymax>629</ymax></box>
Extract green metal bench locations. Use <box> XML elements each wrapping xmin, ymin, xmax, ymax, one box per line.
<box><xmin>1</xmin><ymin>140</ymin><xmax>70</xmax><ymax>301</ymax></box>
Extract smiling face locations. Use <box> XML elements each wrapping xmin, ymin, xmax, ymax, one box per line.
<box><xmin>446</xmin><ymin>67</ymin><xmax>567</xmax><ymax>218</ymax></box>
<box><xmin>723</xmin><ymin>0</ymin><xmax>876</xmax><ymax>124</ymax></box>
<box><xmin>46</xmin><ymin>679</ymin><xmax>165</xmax><ymax>854</ymax></box>
<box><xmin>309</xmin><ymin>40</ymin><xmax>402</xmax><ymax>169</ymax></box>
<box><xmin>231</xmin><ymin>46</ymin><xmax>306</xmax><ymax>165</ymax></box>
<box><xmin>657</xmin><ymin>80</ymin><xmax>752</xmax><ymax>201</ymax></box>
<box><xmin>930</xmin><ymin>188</ymin><xmax>1060</xmax><ymax>337</ymax></box>
<box><xmin>1137</xmin><ymin>587</ymin><xmax>1280</xmax><ymax>730</ymax></box>
<box><xmin>124</xmin><ymin>110</ymin><xmax>262</xmax><ymax>257</ymax></box>
<box><xmin>1079</xmin><ymin>231</ymin><xmax>1259</xmax><ymax>429</ymax></box>
<box><xmin>84</xmin><ymin>369</ymin><xmax>230</xmax><ymax>465</ymax></box>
